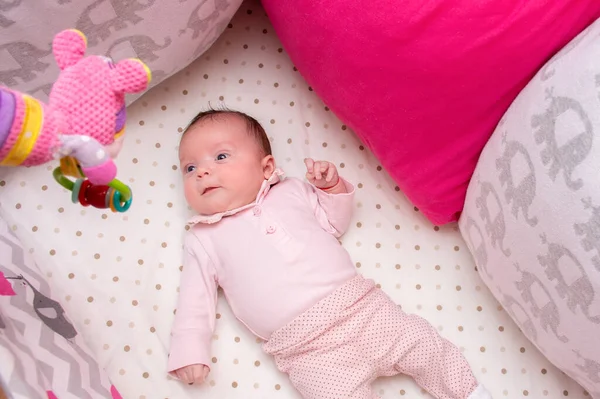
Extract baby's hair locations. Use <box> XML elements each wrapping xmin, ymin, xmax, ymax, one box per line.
<box><xmin>182</xmin><ymin>105</ymin><xmax>272</xmax><ymax>156</ymax></box>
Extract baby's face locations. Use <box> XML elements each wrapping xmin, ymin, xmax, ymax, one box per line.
<box><xmin>179</xmin><ymin>115</ymin><xmax>274</xmax><ymax>215</ymax></box>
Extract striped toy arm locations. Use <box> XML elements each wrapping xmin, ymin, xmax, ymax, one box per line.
<box><xmin>58</xmin><ymin>135</ymin><xmax>117</xmax><ymax>184</ymax></box>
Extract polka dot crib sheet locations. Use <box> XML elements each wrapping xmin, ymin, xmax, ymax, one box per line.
<box><xmin>0</xmin><ymin>1</ymin><xmax>590</xmax><ymax>398</ymax></box>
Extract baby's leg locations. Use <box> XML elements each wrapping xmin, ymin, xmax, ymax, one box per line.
<box><xmin>281</xmin><ymin>350</ymin><xmax>380</xmax><ymax>399</ymax></box>
<box><xmin>371</xmin><ymin>297</ymin><xmax>491</xmax><ymax>399</ymax></box>
<box><xmin>388</xmin><ymin>313</ymin><xmax>482</xmax><ymax>398</ymax></box>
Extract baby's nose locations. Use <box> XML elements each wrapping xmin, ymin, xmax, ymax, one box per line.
<box><xmin>196</xmin><ymin>167</ymin><xmax>210</xmax><ymax>177</ymax></box>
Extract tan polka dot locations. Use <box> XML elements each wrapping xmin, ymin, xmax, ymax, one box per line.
<box><xmin>87</xmin><ymin>296</ymin><xmax>94</xmax><ymax>303</ymax></box>
<box><xmin>254</xmin><ymin>360</ymin><xmax>260</xmax><ymax>367</ymax></box>
<box><xmin>124</xmin><ymin>345</ymin><xmax>130</xmax><ymax>352</ymax></box>
<box><xmin>234</xmin><ymin>337</ymin><xmax>240</xmax><ymax>343</ymax></box>
<box><xmin>150</xmin><ymin>327</ymin><xmax>156</xmax><ymax>333</ymax></box>
<box><xmin>132</xmin><ymin>300</ymin><xmax>138</xmax><ymax>306</ymax></box>
<box><xmin>106</xmin><ymin>320</ymin><xmax>113</xmax><ymax>327</ymax></box>
<box><xmin>275</xmin><ymin>384</ymin><xmax>281</xmax><ymax>390</ymax></box>
<box><xmin>155</xmin><ymin>284</ymin><xmax>162</xmax><ymax>290</ymax></box>
<box><xmin>119</xmin><ymin>369</ymin><xmax>125</xmax><ymax>375</ymax></box>
<box><xmin>142</xmin><ymin>372</ymin><xmax>149</xmax><ymax>379</ymax></box>
<box><xmin>212</xmin><ymin>357</ymin><xmax>218</xmax><ymax>363</ymax></box>
<box><xmin>232</xmin><ymin>382</ymin><xmax>238</xmax><ymax>388</ymax></box>
<box><xmin>68</xmin><ymin>273</ymin><xmax>75</xmax><ymax>279</ymax></box>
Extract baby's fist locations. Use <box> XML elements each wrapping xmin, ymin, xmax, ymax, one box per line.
<box><xmin>174</xmin><ymin>364</ymin><xmax>210</xmax><ymax>385</ymax></box>
<box><xmin>304</xmin><ymin>158</ymin><xmax>339</xmax><ymax>189</ymax></box>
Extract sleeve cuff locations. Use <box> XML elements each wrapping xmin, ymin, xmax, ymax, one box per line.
<box><xmin>313</xmin><ymin>177</ymin><xmax>355</xmax><ymax>197</ymax></box>
<box><xmin>167</xmin><ymin>332</ymin><xmax>212</xmax><ymax>376</ymax></box>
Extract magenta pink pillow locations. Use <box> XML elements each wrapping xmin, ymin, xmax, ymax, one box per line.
<box><xmin>261</xmin><ymin>0</ymin><xmax>600</xmax><ymax>225</ymax></box>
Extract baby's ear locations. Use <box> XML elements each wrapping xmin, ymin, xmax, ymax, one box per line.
<box><xmin>53</xmin><ymin>29</ymin><xmax>87</xmax><ymax>70</ymax></box>
<box><xmin>111</xmin><ymin>59</ymin><xmax>152</xmax><ymax>94</ymax></box>
<box><xmin>262</xmin><ymin>155</ymin><xmax>276</xmax><ymax>180</ymax></box>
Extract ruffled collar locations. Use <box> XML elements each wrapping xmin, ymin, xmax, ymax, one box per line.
<box><xmin>187</xmin><ymin>169</ymin><xmax>285</xmax><ymax>225</ymax></box>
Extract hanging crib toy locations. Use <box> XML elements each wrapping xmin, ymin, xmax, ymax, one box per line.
<box><xmin>0</xmin><ymin>28</ymin><xmax>151</xmax><ymax>212</ymax></box>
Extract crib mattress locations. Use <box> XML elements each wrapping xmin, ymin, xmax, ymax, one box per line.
<box><xmin>0</xmin><ymin>1</ymin><xmax>589</xmax><ymax>398</ymax></box>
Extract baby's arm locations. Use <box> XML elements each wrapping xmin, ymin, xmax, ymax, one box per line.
<box><xmin>167</xmin><ymin>232</ymin><xmax>218</xmax><ymax>384</ymax></box>
<box><xmin>302</xmin><ymin>158</ymin><xmax>355</xmax><ymax>237</ymax></box>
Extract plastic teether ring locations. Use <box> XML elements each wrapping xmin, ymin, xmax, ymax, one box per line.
<box><xmin>111</xmin><ymin>189</ymin><xmax>132</xmax><ymax>213</ymax></box>
<box><xmin>71</xmin><ymin>179</ymin><xmax>84</xmax><ymax>204</ymax></box>
<box><xmin>53</xmin><ymin>162</ymin><xmax>133</xmax><ymax>212</ymax></box>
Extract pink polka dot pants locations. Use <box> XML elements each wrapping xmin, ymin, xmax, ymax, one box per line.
<box><xmin>263</xmin><ymin>275</ymin><xmax>486</xmax><ymax>399</ymax></box>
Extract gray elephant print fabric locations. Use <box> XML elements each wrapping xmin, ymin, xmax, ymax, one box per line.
<box><xmin>459</xmin><ymin>18</ymin><xmax>600</xmax><ymax>398</ymax></box>
<box><xmin>0</xmin><ymin>0</ymin><xmax>244</xmax><ymax>105</ymax></box>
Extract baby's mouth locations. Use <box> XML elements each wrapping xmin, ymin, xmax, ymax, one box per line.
<box><xmin>202</xmin><ymin>186</ymin><xmax>219</xmax><ymax>195</ymax></box>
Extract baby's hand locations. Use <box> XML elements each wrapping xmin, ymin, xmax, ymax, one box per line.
<box><xmin>304</xmin><ymin>158</ymin><xmax>340</xmax><ymax>190</ymax></box>
<box><xmin>174</xmin><ymin>364</ymin><xmax>210</xmax><ymax>385</ymax></box>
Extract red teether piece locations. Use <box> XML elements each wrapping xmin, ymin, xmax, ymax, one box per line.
<box><xmin>77</xmin><ymin>180</ymin><xmax>111</xmax><ymax>209</ymax></box>
<box><xmin>78</xmin><ymin>180</ymin><xmax>92</xmax><ymax>206</ymax></box>
<box><xmin>87</xmin><ymin>184</ymin><xmax>110</xmax><ymax>209</ymax></box>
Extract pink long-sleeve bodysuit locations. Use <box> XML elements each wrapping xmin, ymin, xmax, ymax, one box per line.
<box><xmin>168</xmin><ymin>171</ymin><xmax>492</xmax><ymax>399</ymax></box>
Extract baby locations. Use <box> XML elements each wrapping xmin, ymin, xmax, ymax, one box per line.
<box><xmin>167</xmin><ymin>108</ymin><xmax>492</xmax><ymax>399</ymax></box>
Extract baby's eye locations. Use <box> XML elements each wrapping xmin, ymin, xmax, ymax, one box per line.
<box><xmin>185</xmin><ymin>165</ymin><xmax>196</xmax><ymax>173</ymax></box>
<box><xmin>216</xmin><ymin>153</ymin><xmax>229</xmax><ymax>161</ymax></box>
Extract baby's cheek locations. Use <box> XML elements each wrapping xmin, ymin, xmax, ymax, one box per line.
<box><xmin>183</xmin><ymin>182</ymin><xmax>197</xmax><ymax>203</ymax></box>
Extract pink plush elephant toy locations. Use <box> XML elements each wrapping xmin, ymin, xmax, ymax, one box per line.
<box><xmin>0</xmin><ymin>28</ymin><xmax>151</xmax><ymax>212</ymax></box>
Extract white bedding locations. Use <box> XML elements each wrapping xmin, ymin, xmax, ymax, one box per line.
<box><xmin>0</xmin><ymin>1</ymin><xmax>589</xmax><ymax>398</ymax></box>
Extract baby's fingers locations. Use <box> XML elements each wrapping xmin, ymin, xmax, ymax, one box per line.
<box><xmin>304</xmin><ymin>158</ymin><xmax>315</xmax><ymax>173</ymax></box>
<box><xmin>176</xmin><ymin>369</ymin><xmax>191</xmax><ymax>384</ymax></box>
<box><xmin>326</xmin><ymin>164</ymin><xmax>336</xmax><ymax>182</ymax></box>
<box><xmin>313</xmin><ymin>162</ymin><xmax>324</xmax><ymax>180</ymax></box>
